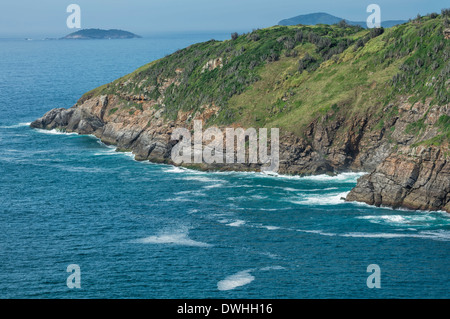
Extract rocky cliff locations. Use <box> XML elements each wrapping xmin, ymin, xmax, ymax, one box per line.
<box><xmin>32</xmin><ymin>13</ymin><xmax>450</xmax><ymax>212</ymax></box>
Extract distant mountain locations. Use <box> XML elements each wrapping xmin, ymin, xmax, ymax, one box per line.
<box><xmin>278</xmin><ymin>12</ymin><xmax>406</xmax><ymax>28</ymax></box>
<box><xmin>61</xmin><ymin>29</ymin><xmax>141</xmax><ymax>40</ymax></box>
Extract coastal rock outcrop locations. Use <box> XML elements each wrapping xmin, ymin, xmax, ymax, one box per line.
<box><xmin>31</xmin><ymin>93</ymin><xmax>449</xmax><ymax>212</ymax></box>
<box><xmin>31</xmin><ymin>17</ymin><xmax>450</xmax><ymax>212</ymax></box>
<box><xmin>347</xmin><ymin>146</ymin><xmax>450</xmax><ymax>212</ymax></box>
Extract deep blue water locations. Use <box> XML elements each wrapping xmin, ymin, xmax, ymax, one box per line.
<box><xmin>0</xmin><ymin>35</ymin><xmax>449</xmax><ymax>299</ymax></box>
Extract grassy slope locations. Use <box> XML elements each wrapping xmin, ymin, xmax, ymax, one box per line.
<box><xmin>79</xmin><ymin>14</ymin><xmax>449</xmax><ymax>144</ymax></box>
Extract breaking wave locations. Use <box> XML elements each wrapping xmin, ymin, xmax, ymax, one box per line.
<box><xmin>290</xmin><ymin>192</ymin><xmax>350</xmax><ymax>205</ymax></box>
<box><xmin>134</xmin><ymin>229</ymin><xmax>212</xmax><ymax>247</ymax></box>
<box><xmin>34</xmin><ymin>128</ymin><xmax>78</xmax><ymax>135</ymax></box>
<box><xmin>0</xmin><ymin>122</ymin><xmax>31</xmax><ymax>129</ymax></box>
<box><xmin>357</xmin><ymin>213</ymin><xmax>450</xmax><ymax>227</ymax></box>
<box><xmin>217</xmin><ymin>269</ymin><xmax>255</xmax><ymax>291</ymax></box>
<box><xmin>341</xmin><ymin>230</ymin><xmax>450</xmax><ymax>241</ymax></box>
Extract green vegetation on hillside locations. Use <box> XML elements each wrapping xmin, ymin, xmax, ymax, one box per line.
<box><xmin>80</xmin><ymin>12</ymin><xmax>449</xmax><ymax>141</ymax></box>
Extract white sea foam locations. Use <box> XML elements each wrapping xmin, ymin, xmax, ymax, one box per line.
<box><xmin>260</xmin><ymin>252</ymin><xmax>279</xmax><ymax>259</ymax></box>
<box><xmin>0</xmin><ymin>122</ymin><xmax>31</xmax><ymax>129</ymax></box>
<box><xmin>203</xmin><ymin>183</ymin><xmax>224</xmax><ymax>189</ymax></box>
<box><xmin>260</xmin><ymin>266</ymin><xmax>285</xmax><ymax>271</ymax></box>
<box><xmin>253</xmin><ymin>171</ymin><xmax>366</xmax><ymax>182</ymax></box>
<box><xmin>34</xmin><ymin>128</ymin><xmax>78</xmax><ymax>135</ymax></box>
<box><xmin>57</xmin><ymin>165</ymin><xmax>107</xmax><ymax>173</ymax></box>
<box><xmin>358</xmin><ymin>213</ymin><xmax>449</xmax><ymax>227</ymax></box>
<box><xmin>93</xmin><ymin>147</ymin><xmax>136</xmax><ymax>159</ymax></box>
<box><xmin>251</xmin><ymin>195</ymin><xmax>268</xmax><ymax>200</ymax></box>
<box><xmin>297</xmin><ymin>229</ymin><xmax>337</xmax><ymax>237</ymax></box>
<box><xmin>204</xmin><ymin>170</ymin><xmax>365</xmax><ymax>184</ymax></box>
<box><xmin>217</xmin><ymin>269</ymin><xmax>255</xmax><ymax>291</ymax></box>
<box><xmin>174</xmin><ymin>190</ymin><xmax>205</xmax><ymax>197</ymax></box>
<box><xmin>181</xmin><ymin>176</ymin><xmax>223</xmax><ymax>183</ymax></box>
<box><xmin>165</xmin><ymin>166</ymin><xmax>188</xmax><ymax>173</ymax></box>
<box><xmin>298</xmin><ymin>172</ymin><xmax>366</xmax><ymax>182</ymax></box>
<box><xmin>162</xmin><ymin>196</ymin><xmax>195</xmax><ymax>202</ymax></box>
<box><xmin>261</xmin><ymin>225</ymin><xmax>281</xmax><ymax>230</ymax></box>
<box><xmin>418</xmin><ymin>230</ymin><xmax>450</xmax><ymax>241</ymax></box>
<box><xmin>163</xmin><ymin>165</ymin><xmax>203</xmax><ymax>175</ymax></box>
<box><xmin>341</xmin><ymin>230</ymin><xmax>450</xmax><ymax>241</ymax></box>
<box><xmin>134</xmin><ymin>230</ymin><xmax>211</xmax><ymax>247</ymax></box>
<box><xmin>226</xmin><ymin>220</ymin><xmax>246</xmax><ymax>227</ymax></box>
<box><xmin>227</xmin><ymin>196</ymin><xmax>248</xmax><ymax>201</ymax></box>
<box><xmin>122</xmin><ymin>151</ymin><xmax>135</xmax><ymax>159</ymax></box>
<box><xmin>93</xmin><ymin>148</ymin><xmax>118</xmax><ymax>156</ymax></box>
<box><xmin>290</xmin><ymin>191</ymin><xmax>350</xmax><ymax>205</ymax></box>
<box><xmin>341</xmin><ymin>232</ymin><xmax>408</xmax><ymax>239</ymax></box>
<box><xmin>301</xmin><ymin>187</ymin><xmax>339</xmax><ymax>192</ymax></box>
<box><xmin>351</xmin><ymin>199</ymin><xmax>449</xmax><ymax>214</ymax></box>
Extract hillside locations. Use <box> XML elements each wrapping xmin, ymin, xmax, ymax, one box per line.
<box><xmin>278</xmin><ymin>12</ymin><xmax>407</xmax><ymax>28</ymax></box>
<box><xmin>61</xmin><ymin>28</ymin><xmax>141</xmax><ymax>39</ymax></box>
<box><xmin>32</xmin><ymin>12</ymin><xmax>450</xmax><ymax>212</ymax></box>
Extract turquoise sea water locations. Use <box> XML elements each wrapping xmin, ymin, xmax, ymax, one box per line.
<box><xmin>0</xmin><ymin>35</ymin><xmax>449</xmax><ymax>299</ymax></box>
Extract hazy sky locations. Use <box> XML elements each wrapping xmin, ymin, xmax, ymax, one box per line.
<box><xmin>0</xmin><ymin>0</ymin><xmax>448</xmax><ymax>37</ymax></box>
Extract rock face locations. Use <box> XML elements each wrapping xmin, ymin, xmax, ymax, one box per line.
<box><xmin>347</xmin><ymin>146</ymin><xmax>450</xmax><ymax>212</ymax></box>
<box><xmin>31</xmin><ymin>93</ymin><xmax>450</xmax><ymax>212</ymax></box>
<box><xmin>31</xmin><ymin>18</ymin><xmax>450</xmax><ymax>213</ymax></box>
<box><xmin>445</xmin><ymin>28</ymin><xmax>450</xmax><ymax>40</ymax></box>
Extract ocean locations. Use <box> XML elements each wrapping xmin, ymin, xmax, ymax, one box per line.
<box><xmin>0</xmin><ymin>34</ymin><xmax>448</xmax><ymax>299</ymax></box>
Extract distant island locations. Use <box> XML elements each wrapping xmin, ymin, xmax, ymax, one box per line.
<box><xmin>61</xmin><ymin>29</ymin><xmax>141</xmax><ymax>40</ymax></box>
<box><xmin>278</xmin><ymin>12</ymin><xmax>406</xmax><ymax>28</ymax></box>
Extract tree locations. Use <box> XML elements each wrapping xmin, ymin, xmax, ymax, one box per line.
<box><xmin>249</xmin><ymin>32</ymin><xmax>260</xmax><ymax>41</ymax></box>
<box><xmin>294</xmin><ymin>31</ymin><xmax>304</xmax><ymax>43</ymax></box>
<box><xmin>231</xmin><ymin>32</ymin><xmax>239</xmax><ymax>40</ymax></box>
<box><xmin>369</xmin><ymin>27</ymin><xmax>384</xmax><ymax>38</ymax></box>
<box><xmin>267</xmin><ymin>51</ymin><xmax>279</xmax><ymax>62</ymax></box>
<box><xmin>298</xmin><ymin>53</ymin><xmax>317</xmax><ymax>72</ymax></box>
<box><xmin>338</xmin><ymin>19</ymin><xmax>350</xmax><ymax>28</ymax></box>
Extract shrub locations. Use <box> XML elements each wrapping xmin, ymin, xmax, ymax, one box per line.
<box><xmin>307</xmin><ymin>32</ymin><xmax>321</xmax><ymax>44</ymax></box>
<box><xmin>316</xmin><ymin>37</ymin><xmax>332</xmax><ymax>51</ymax></box>
<box><xmin>298</xmin><ymin>53</ymin><xmax>318</xmax><ymax>72</ymax></box>
<box><xmin>337</xmin><ymin>20</ymin><xmax>350</xmax><ymax>28</ymax></box>
<box><xmin>369</xmin><ymin>27</ymin><xmax>384</xmax><ymax>38</ymax></box>
<box><xmin>294</xmin><ymin>31</ymin><xmax>304</xmax><ymax>43</ymax></box>
<box><xmin>285</xmin><ymin>50</ymin><xmax>298</xmax><ymax>58</ymax></box>
<box><xmin>267</xmin><ymin>52</ymin><xmax>280</xmax><ymax>62</ymax></box>
<box><xmin>231</xmin><ymin>32</ymin><xmax>239</xmax><ymax>40</ymax></box>
<box><xmin>354</xmin><ymin>39</ymin><xmax>365</xmax><ymax>51</ymax></box>
<box><xmin>284</xmin><ymin>39</ymin><xmax>295</xmax><ymax>50</ymax></box>
<box><xmin>249</xmin><ymin>32</ymin><xmax>260</xmax><ymax>41</ymax></box>
<box><xmin>416</xmin><ymin>58</ymin><xmax>424</xmax><ymax>67</ymax></box>
<box><xmin>444</xmin><ymin>18</ymin><xmax>450</xmax><ymax>28</ymax></box>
